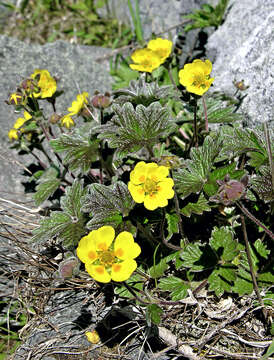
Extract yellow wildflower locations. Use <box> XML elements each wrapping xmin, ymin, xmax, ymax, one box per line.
<box><xmin>85</xmin><ymin>330</ymin><xmax>100</xmax><ymax>344</ymax></box>
<box><xmin>129</xmin><ymin>48</ymin><xmax>162</xmax><ymax>73</ymax></box>
<box><xmin>179</xmin><ymin>59</ymin><xmax>214</xmax><ymax>96</ymax></box>
<box><xmin>77</xmin><ymin>226</ymin><xmax>141</xmax><ymax>283</ymax></box>
<box><xmin>60</xmin><ymin>114</ymin><xmax>75</xmax><ymax>129</ymax></box>
<box><xmin>31</xmin><ymin>69</ymin><xmax>57</xmax><ymax>98</ymax></box>
<box><xmin>8</xmin><ymin>111</ymin><xmax>32</xmax><ymax>141</ymax></box>
<box><xmin>128</xmin><ymin>161</ymin><xmax>174</xmax><ymax>211</ymax></box>
<box><xmin>68</xmin><ymin>92</ymin><xmax>89</xmax><ymax>116</ymax></box>
<box><xmin>147</xmin><ymin>38</ymin><xmax>173</xmax><ymax>64</ymax></box>
<box><xmin>9</xmin><ymin>92</ymin><xmax>24</xmax><ymax>106</ymax></box>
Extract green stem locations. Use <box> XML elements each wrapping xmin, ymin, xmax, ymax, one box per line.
<box><xmin>237</xmin><ymin>201</ymin><xmax>274</xmax><ymax>241</ymax></box>
<box><xmin>193</xmin><ymin>98</ymin><xmax>198</xmax><ymax>147</ymax></box>
<box><xmin>263</xmin><ymin>122</ymin><xmax>274</xmax><ymax>192</ymax></box>
<box><xmin>202</xmin><ymin>95</ymin><xmax>208</xmax><ymax>132</ymax></box>
<box><xmin>240</xmin><ymin>215</ymin><xmax>267</xmax><ymax>320</ymax></box>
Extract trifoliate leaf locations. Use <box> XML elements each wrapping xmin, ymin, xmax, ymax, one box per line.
<box><xmin>250</xmin><ymin>165</ymin><xmax>274</xmax><ymax>202</ymax></box>
<box><xmin>203</xmin><ymin>96</ymin><xmax>242</xmax><ymax>124</ymax></box>
<box><xmin>33</xmin><ymin>167</ymin><xmax>61</xmax><ymax>205</ymax></box>
<box><xmin>208</xmin><ymin>265</ymin><xmax>236</xmax><ymax>297</ymax></box>
<box><xmin>174</xmin><ymin>135</ymin><xmax>223</xmax><ymax>199</ymax></box>
<box><xmin>50</xmin><ymin>124</ymin><xmax>99</xmax><ymax>173</ymax></box>
<box><xmin>181</xmin><ymin>193</ymin><xmax>211</xmax><ymax>217</ymax></box>
<box><xmin>82</xmin><ymin>181</ymin><xmax>135</xmax><ymax>230</ymax></box>
<box><xmin>209</xmin><ymin>226</ymin><xmax>239</xmax><ymax>262</ymax></box>
<box><xmin>203</xmin><ymin>162</ymin><xmax>245</xmax><ymax>197</ymax></box>
<box><xmin>180</xmin><ymin>242</ymin><xmax>205</xmax><ymax>271</ymax></box>
<box><xmin>113</xmin><ymin>74</ymin><xmax>175</xmax><ymax>106</ymax></box>
<box><xmin>146</xmin><ymin>304</ymin><xmax>163</xmax><ymax>326</ymax></box>
<box><xmin>165</xmin><ymin>212</ymin><xmax>179</xmax><ymax>240</ymax></box>
<box><xmin>96</xmin><ymin>101</ymin><xmax>176</xmax><ymax>155</ymax></box>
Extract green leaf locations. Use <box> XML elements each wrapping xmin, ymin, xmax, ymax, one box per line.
<box><xmin>181</xmin><ymin>193</ymin><xmax>211</xmax><ymax>217</ymax></box>
<box><xmin>209</xmin><ymin>226</ymin><xmax>239</xmax><ymax>262</ymax></box>
<box><xmin>146</xmin><ymin>304</ymin><xmax>163</xmax><ymax>325</ymax></box>
<box><xmin>158</xmin><ymin>276</ymin><xmax>189</xmax><ymax>300</ymax></box>
<box><xmin>33</xmin><ymin>167</ymin><xmax>61</xmax><ymax>205</ymax></box>
<box><xmin>232</xmin><ymin>276</ymin><xmax>253</xmax><ymax>296</ymax></box>
<box><xmin>165</xmin><ymin>212</ymin><xmax>179</xmax><ymax>240</ymax></box>
<box><xmin>203</xmin><ymin>96</ymin><xmax>242</xmax><ymax>124</ymax></box>
<box><xmin>250</xmin><ymin>165</ymin><xmax>274</xmax><ymax>202</ymax></box>
<box><xmin>50</xmin><ymin>124</ymin><xmax>99</xmax><ymax>173</ymax></box>
<box><xmin>96</xmin><ymin>101</ymin><xmax>176</xmax><ymax>155</ymax></box>
<box><xmin>203</xmin><ymin>162</ymin><xmax>245</xmax><ymax>197</ymax></box>
<box><xmin>82</xmin><ymin>181</ymin><xmax>135</xmax><ymax>230</ymax></box>
<box><xmin>260</xmin><ymin>339</ymin><xmax>274</xmax><ymax>360</ymax></box>
<box><xmin>114</xmin><ymin>273</ymin><xmax>144</xmax><ymax>298</ymax></box>
<box><xmin>60</xmin><ymin>180</ymin><xmax>88</xmax><ymax>220</ymax></box>
<box><xmin>149</xmin><ymin>258</ymin><xmax>168</xmax><ymax>279</ymax></box>
<box><xmin>254</xmin><ymin>239</ymin><xmax>270</xmax><ymax>259</ymax></box>
<box><xmin>113</xmin><ymin>74</ymin><xmax>175</xmax><ymax>106</ymax></box>
<box><xmin>180</xmin><ymin>242</ymin><xmax>204</xmax><ymax>271</ymax></box>
<box><xmin>208</xmin><ymin>265</ymin><xmax>236</xmax><ymax>297</ymax></box>
<box><xmin>258</xmin><ymin>272</ymin><xmax>274</xmax><ymax>285</ymax></box>
<box><xmin>174</xmin><ymin>135</ymin><xmax>223</xmax><ymax>199</ymax></box>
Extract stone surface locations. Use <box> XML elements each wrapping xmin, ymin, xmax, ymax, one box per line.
<box><xmin>0</xmin><ymin>36</ymin><xmax>113</xmax><ymax>194</ymax></box>
<box><xmin>206</xmin><ymin>0</ymin><xmax>274</xmax><ymax>127</ymax></box>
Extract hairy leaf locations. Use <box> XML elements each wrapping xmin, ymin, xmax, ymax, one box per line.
<box><xmin>33</xmin><ymin>167</ymin><xmax>61</xmax><ymax>205</ymax></box>
<box><xmin>113</xmin><ymin>74</ymin><xmax>175</xmax><ymax>106</ymax></box>
<box><xmin>82</xmin><ymin>181</ymin><xmax>135</xmax><ymax>230</ymax></box>
<box><xmin>181</xmin><ymin>193</ymin><xmax>211</xmax><ymax>217</ymax></box>
<box><xmin>174</xmin><ymin>135</ymin><xmax>223</xmax><ymax>199</ymax></box>
<box><xmin>50</xmin><ymin>124</ymin><xmax>99</xmax><ymax>173</ymax></box>
<box><xmin>149</xmin><ymin>258</ymin><xmax>168</xmax><ymax>279</ymax></box>
<box><xmin>146</xmin><ymin>304</ymin><xmax>163</xmax><ymax>325</ymax></box>
<box><xmin>209</xmin><ymin>226</ymin><xmax>239</xmax><ymax>262</ymax></box>
<box><xmin>180</xmin><ymin>242</ymin><xmax>205</xmax><ymax>271</ymax></box>
<box><xmin>60</xmin><ymin>180</ymin><xmax>88</xmax><ymax>220</ymax></box>
<box><xmin>165</xmin><ymin>212</ymin><xmax>179</xmax><ymax>240</ymax></box>
<box><xmin>250</xmin><ymin>165</ymin><xmax>274</xmax><ymax>202</ymax></box>
<box><xmin>204</xmin><ymin>96</ymin><xmax>242</xmax><ymax>124</ymax></box>
<box><xmin>158</xmin><ymin>276</ymin><xmax>189</xmax><ymax>300</ymax></box>
<box><xmin>254</xmin><ymin>239</ymin><xmax>270</xmax><ymax>259</ymax></box>
<box><xmin>96</xmin><ymin>102</ymin><xmax>176</xmax><ymax>156</ymax></box>
<box><xmin>208</xmin><ymin>265</ymin><xmax>236</xmax><ymax>297</ymax></box>
<box><xmin>114</xmin><ymin>273</ymin><xmax>144</xmax><ymax>298</ymax></box>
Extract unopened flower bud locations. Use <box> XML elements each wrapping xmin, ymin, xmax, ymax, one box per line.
<box><xmin>91</xmin><ymin>93</ymin><xmax>111</xmax><ymax>109</ymax></box>
<box><xmin>49</xmin><ymin>113</ymin><xmax>62</xmax><ymax>124</ymax></box>
<box><xmin>58</xmin><ymin>257</ymin><xmax>79</xmax><ymax>279</ymax></box>
<box><xmin>21</xmin><ymin>78</ymin><xmax>37</xmax><ymax>94</ymax></box>
<box><xmin>210</xmin><ymin>174</ymin><xmax>248</xmax><ymax>206</ymax></box>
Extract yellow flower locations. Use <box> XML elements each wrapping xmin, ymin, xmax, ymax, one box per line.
<box><xmin>77</xmin><ymin>226</ymin><xmax>141</xmax><ymax>283</ymax></box>
<box><xmin>9</xmin><ymin>92</ymin><xmax>24</xmax><ymax>105</ymax></box>
<box><xmin>129</xmin><ymin>48</ymin><xmax>162</xmax><ymax>73</ymax></box>
<box><xmin>8</xmin><ymin>111</ymin><xmax>32</xmax><ymax>141</ymax></box>
<box><xmin>147</xmin><ymin>38</ymin><xmax>173</xmax><ymax>64</ymax></box>
<box><xmin>68</xmin><ymin>92</ymin><xmax>89</xmax><ymax>116</ymax></box>
<box><xmin>60</xmin><ymin>114</ymin><xmax>75</xmax><ymax>129</ymax></box>
<box><xmin>85</xmin><ymin>330</ymin><xmax>100</xmax><ymax>344</ymax></box>
<box><xmin>128</xmin><ymin>162</ymin><xmax>174</xmax><ymax>211</ymax></box>
<box><xmin>31</xmin><ymin>69</ymin><xmax>57</xmax><ymax>98</ymax></box>
<box><xmin>179</xmin><ymin>59</ymin><xmax>214</xmax><ymax>96</ymax></box>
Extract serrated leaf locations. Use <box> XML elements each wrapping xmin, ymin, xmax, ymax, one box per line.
<box><xmin>254</xmin><ymin>239</ymin><xmax>270</xmax><ymax>259</ymax></box>
<box><xmin>210</xmin><ymin>226</ymin><xmax>239</xmax><ymax>262</ymax></box>
<box><xmin>258</xmin><ymin>272</ymin><xmax>274</xmax><ymax>284</ymax></box>
<box><xmin>146</xmin><ymin>304</ymin><xmax>163</xmax><ymax>325</ymax></box>
<box><xmin>250</xmin><ymin>165</ymin><xmax>274</xmax><ymax>202</ymax></box>
<box><xmin>113</xmin><ymin>74</ymin><xmax>175</xmax><ymax>106</ymax></box>
<box><xmin>232</xmin><ymin>276</ymin><xmax>253</xmax><ymax>296</ymax></box>
<box><xmin>158</xmin><ymin>276</ymin><xmax>189</xmax><ymax>300</ymax></box>
<box><xmin>33</xmin><ymin>167</ymin><xmax>61</xmax><ymax>205</ymax></box>
<box><xmin>50</xmin><ymin>124</ymin><xmax>99</xmax><ymax>173</ymax></box>
<box><xmin>114</xmin><ymin>273</ymin><xmax>144</xmax><ymax>298</ymax></box>
<box><xmin>260</xmin><ymin>339</ymin><xmax>274</xmax><ymax>360</ymax></box>
<box><xmin>174</xmin><ymin>135</ymin><xmax>223</xmax><ymax>199</ymax></box>
<box><xmin>181</xmin><ymin>193</ymin><xmax>211</xmax><ymax>217</ymax></box>
<box><xmin>208</xmin><ymin>265</ymin><xmax>236</xmax><ymax>297</ymax></box>
<box><xmin>165</xmin><ymin>212</ymin><xmax>179</xmax><ymax>240</ymax></box>
<box><xmin>204</xmin><ymin>96</ymin><xmax>242</xmax><ymax>124</ymax></box>
<box><xmin>60</xmin><ymin>180</ymin><xmax>88</xmax><ymax>220</ymax></box>
<box><xmin>203</xmin><ymin>162</ymin><xmax>245</xmax><ymax>196</ymax></box>
<box><xmin>180</xmin><ymin>242</ymin><xmax>204</xmax><ymax>271</ymax></box>
<box><xmin>82</xmin><ymin>181</ymin><xmax>135</xmax><ymax>230</ymax></box>
<box><xmin>96</xmin><ymin>102</ymin><xmax>176</xmax><ymax>155</ymax></box>
<box><xmin>149</xmin><ymin>258</ymin><xmax>168</xmax><ymax>279</ymax></box>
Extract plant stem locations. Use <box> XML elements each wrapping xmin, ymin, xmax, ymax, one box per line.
<box><xmin>193</xmin><ymin>98</ymin><xmax>198</xmax><ymax>147</ymax></box>
<box><xmin>263</xmin><ymin>122</ymin><xmax>274</xmax><ymax>191</ymax></box>
<box><xmin>202</xmin><ymin>96</ymin><xmax>208</xmax><ymax>132</ymax></box>
<box><xmin>236</xmin><ymin>201</ymin><xmax>274</xmax><ymax>241</ymax></box>
<box><xmin>240</xmin><ymin>214</ymin><xmax>267</xmax><ymax>320</ymax></box>
<box><xmin>146</xmin><ymin>145</ymin><xmax>154</xmax><ymax>159</ymax></box>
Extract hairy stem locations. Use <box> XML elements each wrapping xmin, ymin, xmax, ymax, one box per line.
<box><xmin>193</xmin><ymin>98</ymin><xmax>198</xmax><ymax>147</ymax></box>
<box><xmin>202</xmin><ymin>95</ymin><xmax>208</xmax><ymax>132</ymax></box>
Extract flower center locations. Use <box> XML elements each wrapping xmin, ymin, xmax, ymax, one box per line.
<box><xmin>98</xmin><ymin>250</ymin><xmax>115</xmax><ymax>266</ymax></box>
<box><xmin>143</xmin><ymin>178</ymin><xmax>159</xmax><ymax>194</ymax></box>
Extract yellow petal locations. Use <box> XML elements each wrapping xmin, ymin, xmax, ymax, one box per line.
<box><xmin>144</xmin><ymin>193</ymin><xmax>160</xmax><ymax>211</ymax></box>
<box><xmin>95</xmin><ymin>226</ymin><xmax>115</xmax><ymax>251</ymax></box>
<box><xmin>111</xmin><ymin>259</ymin><xmax>137</xmax><ymax>282</ymax></box>
<box><xmin>85</xmin><ymin>330</ymin><xmax>100</xmax><ymax>344</ymax></box>
<box><xmin>114</xmin><ymin>232</ymin><xmax>141</xmax><ymax>260</ymax></box>
<box><xmin>8</xmin><ymin>128</ymin><xmax>18</xmax><ymax>141</ymax></box>
<box><xmin>128</xmin><ymin>182</ymin><xmax>145</xmax><ymax>203</ymax></box>
<box><xmin>155</xmin><ymin>165</ymin><xmax>169</xmax><ymax>180</ymax></box>
<box><xmin>76</xmin><ymin>233</ymin><xmax>98</xmax><ymax>264</ymax></box>
<box><xmin>24</xmin><ymin>111</ymin><xmax>32</xmax><ymax>120</ymax></box>
<box><xmin>85</xmin><ymin>264</ymin><xmax>111</xmax><ymax>283</ymax></box>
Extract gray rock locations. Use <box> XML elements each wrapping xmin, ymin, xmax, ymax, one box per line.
<box><xmin>0</xmin><ymin>35</ymin><xmax>112</xmax><ymax>194</ymax></box>
<box><xmin>206</xmin><ymin>0</ymin><xmax>274</xmax><ymax>127</ymax></box>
